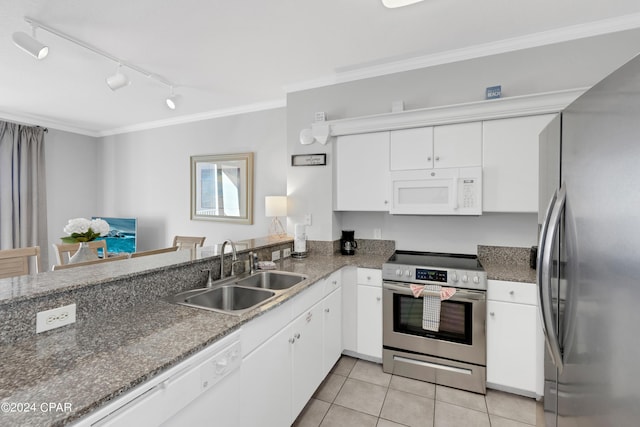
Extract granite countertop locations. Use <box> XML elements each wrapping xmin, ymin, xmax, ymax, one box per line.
<box><xmin>478</xmin><ymin>245</ymin><xmax>537</xmax><ymax>284</ymax></box>
<box><xmin>0</xmin><ymin>251</ymin><xmax>391</xmax><ymax>427</ymax></box>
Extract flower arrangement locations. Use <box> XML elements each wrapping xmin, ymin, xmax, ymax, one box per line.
<box><xmin>61</xmin><ymin>218</ymin><xmax>110</xmax><ymax>243</ymax></box>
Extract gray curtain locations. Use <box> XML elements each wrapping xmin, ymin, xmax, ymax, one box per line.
<box><xmin>0</xmin><ymin>121</ymin><xmax>49</xmax><ymax>272</ymax></box>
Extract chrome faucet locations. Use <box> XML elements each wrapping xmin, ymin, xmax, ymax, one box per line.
<box><xmin>220</xmin><ymin>239</ymin><xmax>238</xmax><ymax>279</ymax></box>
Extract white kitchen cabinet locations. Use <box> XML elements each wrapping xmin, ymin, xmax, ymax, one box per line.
<box><xmin>486</xmin><ymin>280</ymin><xmax>544</xmax><ymax>398</ymax></box>
<box><xmin>482</xmin><ymin>114</ymin><xmax>557</xmax><ymax>212</ymax></box>
<box><xmin>390</xmin><ymin>127</ymin><xmax>434</xmax><ymax>170</ymax></box>
<box><xmin>334</xmin><ymin>132</ymin><xmax>390</xmax><ymax>211</ymax></box>
<box><xmin>356</xmin><ymin>268</ymin><xmax>383</xmax><ymax>361</ymax></box>
<box><xmin>390</xmin><ymin>123</ymin><xmax>481</xmax><ymax>172</ymax></box>
<box><xmin>292</xmin><ymin>302</ymin><xmax>324</xmax><ymax>417</ymax></box>
<box><xmin>433</xmin><ymin>122</ymin><xmax>482</xmax><ymax>168</ymax></box>
<box><xmin>323</xmin><ymin>284</ymin><xmax>343</xmax><ymax>375</ymax></box>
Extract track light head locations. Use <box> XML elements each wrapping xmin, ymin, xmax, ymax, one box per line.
<box><xmin>166</xmin><ymin>87</ymin><xmax>179</xmax><ymax>110</ymax></box>
<box><xmin>106</xmin><ymin>65</ymin><xmax>130</xmax><ymax>91</ymax></box>
<box><xmin>12</xmin><ymin>29</ymin><xmax>48</xmax><ymax>60</ymax></box>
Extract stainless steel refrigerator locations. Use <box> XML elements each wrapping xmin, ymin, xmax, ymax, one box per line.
<box><xmin>538</xmin><ymin>53</ymin><xmax>640</xmax><ymax>427</ymax></box>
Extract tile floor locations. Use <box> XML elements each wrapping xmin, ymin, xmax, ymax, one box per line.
<box><xmin>294</xmin><ymin>356</ymin><xmax>544</xmax><ymax>427</ymax></box>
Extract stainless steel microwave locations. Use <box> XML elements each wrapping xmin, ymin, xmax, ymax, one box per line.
<box><xmin>389</xmin><ymin>166</ymin><xmax>482</xmax><ymax>215</ymax></box>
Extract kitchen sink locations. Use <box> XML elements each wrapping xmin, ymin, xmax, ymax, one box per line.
<box><xmin>235</xmin><ymin>270</ymin><xmax>307</xmax><ymax>290</ymax></box>
<box><xmin>169</xmin><ymin>270</ymin><xmax>308</xmax><ymax>315</ymax></box>
<box><xmin>175</xmin><ymin>285</ymin><xmax>275</xmax><ymax>314</ymax></box>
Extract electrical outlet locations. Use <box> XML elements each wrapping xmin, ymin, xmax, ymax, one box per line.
<box><xmin>36</xmin><ymin>303</ymin><xmax>76</xmax><ymax>333</ymax></box>
<box><xmin>283</xmin><ymin>248</ymin><xmax>291</xmax><ymax>258</ymax></box>
<box><xmin>271</xmin><ymin>250</ymin><xmax>281</xmax><ymax>261</ymax></box>
<box><xmin>373</xmin><ymin>228</ymin><xmax>382</xmax><ymax>239</ymax></box>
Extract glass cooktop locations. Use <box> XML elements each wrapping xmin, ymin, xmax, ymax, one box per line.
<box><xmin>385</xmin><ymin>250</ymin><xmax>484</xmax><ymax>271</ymax></box>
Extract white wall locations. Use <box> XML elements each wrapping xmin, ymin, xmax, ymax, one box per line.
<box><xmin>100</xmin><ymin>108</ymin><xmax>287</xmax><ymax>251</ymax></box>
<box><xmin>44</xmin><ymin>129</ymin><xmax>102</xmax><ymax>268</ymax></box>
<box><xmin>286</xmin><ymin>29</ymin><xmax>640</xmax><ymax>251</ymax></box>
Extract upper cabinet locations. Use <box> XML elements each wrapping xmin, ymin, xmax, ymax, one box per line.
<box><xmin>334</xmin><ymin>132</ymin><xmax>390</xmax><ymax>211</ymax></box>
<box><xmin>482</xmin><ymin>114</ymin><xmax>557</xmax><ymax>213</ymax></box>
<box><xmin>389</xmin><ymin>122</ymin><xmax>482</xmax><ymax>171</ymax></box>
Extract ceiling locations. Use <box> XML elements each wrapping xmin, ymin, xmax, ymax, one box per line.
<box><xmin>1</xmin><ymin>0</ymin><xmax>640</xmax><ymax>137</ymax></box>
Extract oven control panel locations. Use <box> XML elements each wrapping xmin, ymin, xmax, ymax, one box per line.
<box><xmin>382</xmin><ymin>264</ymin><xmax>487</xmax><ymax>290</ymax></box>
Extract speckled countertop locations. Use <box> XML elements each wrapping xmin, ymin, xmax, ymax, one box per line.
<box><xmin>0</xmin><ymin>250</ymin><xmax>391</xmax><ymax>427</ymax></box>
<box><xmin>478</xmin><ymin>245</ymin><xmax>537</xmax><ymax>284</ymax></box>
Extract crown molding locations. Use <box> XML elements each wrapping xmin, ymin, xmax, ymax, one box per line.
<box><xmin>285</xmin><ymin>13</ymin><xmax>640</xmax><ymax>94</ymax></box>
<box><xmin>0</xmin><ymin>110</ymin><xmax>102</xmax><ymax>137</ymax></box>
<box><xmin>308</xmin><ymin>88</ymin><xmax>586</xmax><ymax>140</ymax></box>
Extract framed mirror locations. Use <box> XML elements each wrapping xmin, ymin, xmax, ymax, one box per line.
<box><xmin>191</xmin><ymin>152</ymin><xmax>254</xmax><ymax>224</ymax></box>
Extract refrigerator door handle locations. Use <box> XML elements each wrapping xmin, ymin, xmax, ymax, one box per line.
<box><xmin>537</xmin><ymin>185</ymin><xmax>566</xmax><ymax>374</ymax></box>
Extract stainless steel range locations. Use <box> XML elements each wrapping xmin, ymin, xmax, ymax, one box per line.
<box><xmin>382</xmin><ymin>250</ymin><xmax>487</xmax><ymax>394</ymax></box>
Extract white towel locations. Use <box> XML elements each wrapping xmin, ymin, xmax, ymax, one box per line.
<box><xmin>408</xmin><ymin>284</ymin><xmax>458</xmax><ymax>332</ymax></box>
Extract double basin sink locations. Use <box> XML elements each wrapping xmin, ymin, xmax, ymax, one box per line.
<box><xmin>169</xmin><ymin>270</ymin><xmax>308</xmax><ymax>315</ymax></box>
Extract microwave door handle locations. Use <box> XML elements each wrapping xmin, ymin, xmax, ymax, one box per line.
<box><xmin>537</xmin><ymin>185</ymin><xmax>566</xmax><ymax>374</ymax></box>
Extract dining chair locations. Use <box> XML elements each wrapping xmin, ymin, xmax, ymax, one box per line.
<box><xmin>51</xmin><ymin>253</ymin><xmax>129</xmax><ymax>271</ymax></box>
<box><xmin>130</xmin><ymin>246</ymin><xmax>179</xmax><ymax>258</ymax></box>
<box><xmin>52</xmin><ymin>240</ymin><xmax>108</xmax><ymax>266</ymax></box>
<box><xmin>172</xmin><ymin>236</ymin><xmax>206</xmax><ymax>250</ymax></box>
<box><xmin>0</xmin><ymin>246</ymin><xmax>41</xmax><ymax>279</ymax></box>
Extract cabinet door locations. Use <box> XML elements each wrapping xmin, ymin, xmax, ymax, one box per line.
<box><xmin>433</xmin><ymin>122</ymin><xmax>482</xmax><ymax>168</ymax></box>
<box><xmin>240</xmin><ymin>327</ymin><xmax>292</xmax><ymax>427</ymax></box>
<box><xmin>291</xmin><ymin>302</ymin><xmax>324</xmax><ymax>420</ymax></box>
<box><xmin>323</xmin><ymin>288</ymin><xmax>343</xmax><ymax>375</ymax></box>
<box><xmin>486</xmin><ymin>300</ymin><xmax>538</xmax><ymax>394</ymax></box>
<box><xmin>390</xmin><ymin>127</ymin><xmax>434</xmax><ymax>170</ymax></box>
<box><xmin>482</xmin><ymin>114</ymin><xmax>557</xmax><ymax>212</ymax></box>
<box><xmin>356</xmin><ymin>285</ymin><xmax>383</xmax><ymax>360</ymax></box>
<box><xmin>335</xmin><ymin>132</ymin><xmax>390</xmax><ymax>211</ymax></box>
<box><xmin>341</xmin><ymin>267</ymin><xmax>358</xmax><ymax>353</ymax></box>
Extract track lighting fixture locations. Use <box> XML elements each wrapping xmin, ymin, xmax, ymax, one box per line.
<box><xmin>382</xmin><ymin>0</ymin><xmax>425</xmax><ymax>8</ymax></box>
<box><xmin>13</xmin><ymin>16</ymin><xmax>179</xmax><ymax>109</ymax></box>
<box><xmin>165</xmin><ymin>87</ymin><xmax>178</xmax><ymax>110</ymax></box>
<box><xmin>105</xmin><ymin>64</ymin><xmax>130</xmax><ymax>91</ymax></box>
<box><xmin>12</xmin><ymin>27</ymin><xmax>48</xmax><ymax>60</ymax></box>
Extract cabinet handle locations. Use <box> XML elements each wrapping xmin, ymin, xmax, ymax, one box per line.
<box><xmin>490</xmin><ymin>312</ymin><xmax>495</xmax><ymax>316</ymax></box>
<box><xmin>294</xmin><ymin>333</ymin><xmax>301</xmax><ymax>339</ymax></box>
<box><xmin>509</xmin><ymin>290</ymin><xmax>515</xmax><ymax>295</ymax></box>
<box><xmin>376</xmin><ymin>296</ymin><xmax>381</xmax><ymax>302</ymax></box>
<box><xmin>435</xmin><ymin>156</ymin><xmax>440</xmax><ymax>161</ymax></box>
<box><xmin>325</xmin><ymin>308</ymin><xmax>330</xmax><ymax>313</ymax></box>
<box><xmin>332</xmin><ymin>280</ymin><xmax>337</xmax><ymax>285</ymax></box>
<box><xmin>289</xmin><ymin>337</ymin><xmax>296</xmax><ymax>344</ymax></box>
<box><xmin>427</xmin><ymin>156</ymin><xmax>432</xmax><ymax>161</ymax></box>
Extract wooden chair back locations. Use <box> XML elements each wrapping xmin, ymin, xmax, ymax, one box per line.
<box><xmin>172</xmin><ymin>236</ymin><xmax>206</xmax><ymax>250</ymax></box>
<box><xmin>130</xmin><ymin>246</ymin><xmax>179</xmax><ymax>258</ymax></box>
<box><xmin>52</xmin><ymin>240</ymin><xmax>108</xmax><ymax>266</ymax></box>
<box><xmin>0</xmin><ymin>246</ymin><xmax>41</xmax><ymax>279</ymax></box>
<box><xmin>51</xmin><ymin>254</ymin><xmax>129</xmax><ymax>271</ymax></box>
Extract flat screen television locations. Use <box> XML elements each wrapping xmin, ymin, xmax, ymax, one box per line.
<box><xmin>92</xmin><ymin>217</ymin><xmax>137</xmax><ymax>255</ymax></box>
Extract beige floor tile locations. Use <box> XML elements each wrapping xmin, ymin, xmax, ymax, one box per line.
<box><xmin>390</xmin><ymin>375</ymin><xmax>436</xmax><ymax>399</ymax></box>
<box><xmin>320</xmin><ymin>405</ymin><xmax>378</xmax><ymax>427</ymax></box>
<box><xmin>434</xmin><ymin>401</ymin><xmax>490</xmax><ymax>427</ymax></box>
<box><xmin>349</xmin><ymin>359</ymin><xmax>392</xmax><ymax>387</ymax></box>
<box><xmin>294</xmin><ymin>398</ymin><xmax>331</xmax><ymax>427</ymax></box>
<box><xmin>331</xmin><ymin>355</ymin><xmax>358</xmax><ymax>377</ymax></box>
<box><xmin>435</xmin><ymin>385</ymin><xmax>487</xmax><ymax>413</ymax></box>
<box><xmin>490</xmin><ymin>414</ymin><xmax>536</xmax><ymax>427</ymax></box>
<box><xmin>485</xmin><ymin>390</ymin><xmax>537</xmax><ymax>425</ymax></box>
<box><xmin>314</xmin><ymin>373</ymin><xmax>347</xmax><ymax>403</ymax></box>
<box><xmin>377</xmin><ymin>418</ymin><xmax>410</xmax><ymax>427</ymax></box>
<box><xmin>536</xmin><ymin>400</ymin><xmax>545</xmax><ymax>427</ymax></box>
<box><xmin>334</xmin><ymin>378</ymin><xmax>388</xmax><ymax>416</ymax></box>
<box><xmin>380</xmin><ymin>388</ymin><xmax>435</xmax><ymax>427</ymax></box>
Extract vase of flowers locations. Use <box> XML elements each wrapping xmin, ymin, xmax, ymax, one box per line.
<box><xmin>61</xmin><ymin>218</ymin><xmax>110</xmax><ymax>264</ymax></box>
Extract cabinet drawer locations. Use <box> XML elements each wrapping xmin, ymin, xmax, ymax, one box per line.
<box><xmin>323</xmin><ymin>273</ymin><xmax>341</xmax><ymax>296</ymax></box>
<box><xmin>487</xmin><ymin>280</ymin><xmax>537</xmax><ymax>305</ymax></box>
<box><xmin>356</xmin><ymin>268</ymin><xmax>382</xmax><ymax>286</ymax></box>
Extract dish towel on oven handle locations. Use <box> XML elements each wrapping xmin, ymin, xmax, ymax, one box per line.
<box><xmin>409</xmin><ymin>284</ymin><xmax>457</xmax><ymax>332</ymax></box>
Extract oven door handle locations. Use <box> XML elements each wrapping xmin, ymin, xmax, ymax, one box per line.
<box><xmin>383</xmin><ymin>282</ymin><xmax>485</xmax><ymax>301</ymax></box>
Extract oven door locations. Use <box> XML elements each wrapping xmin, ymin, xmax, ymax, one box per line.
<box><xmin>383</xmin><ymin>281</ymin><xmax>486</xmax><ymax>366</ymax></box>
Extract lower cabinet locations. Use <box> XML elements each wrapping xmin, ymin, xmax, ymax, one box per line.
<box><xmin>486</xmin><ymin>280</ymin><xmax>544</xmax><ymax>397</ymax></box>
<box><xmin>240</xmin><ymin>271</ymin><xmax>342</xmax><ymax>427</ymax></box>
<box><xmin>356</xmin><ymin>268</ymin><xmax>383</xmax><ymax>361</ymax></box>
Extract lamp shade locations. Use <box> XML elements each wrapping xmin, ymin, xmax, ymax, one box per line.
<box><xmin>12</xmin><ymin>31</ymin><xmax>48</xmax><ymax>60</ymax></box>
<box><xmin>265</xmin><ymin>196</ymin><xmax>287</xmax><ymax>217</ymax></box>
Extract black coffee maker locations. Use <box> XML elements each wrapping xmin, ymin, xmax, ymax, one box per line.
<box><xmin>340</xmin><ymin>230</ymin><xmax>357</xmax><ymax>255</ymax></box>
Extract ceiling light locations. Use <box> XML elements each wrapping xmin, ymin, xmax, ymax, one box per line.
<box><xmin>12</xmin><ymin>28</ymin><xmax>48</xmax><ymax>60</ymax></box>
<box><xmin>106</xmin><ymin>65</ymin><xmax>130</xmax><ymax>91</ymax></box>
<box><xmin>382</xmin><ymin>0</ymin><xmax>425</xmax><ymax>8</ymax></box>
<box><xmin>166</xmin><ymin>87</ymin><xmax>178</xmax><ymax>110</ymax></box>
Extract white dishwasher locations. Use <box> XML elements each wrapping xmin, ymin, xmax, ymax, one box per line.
<box><xmin>76</xmin><ymin>330</ymin><xmax>241</xmax><ymax>427</ymax></box>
